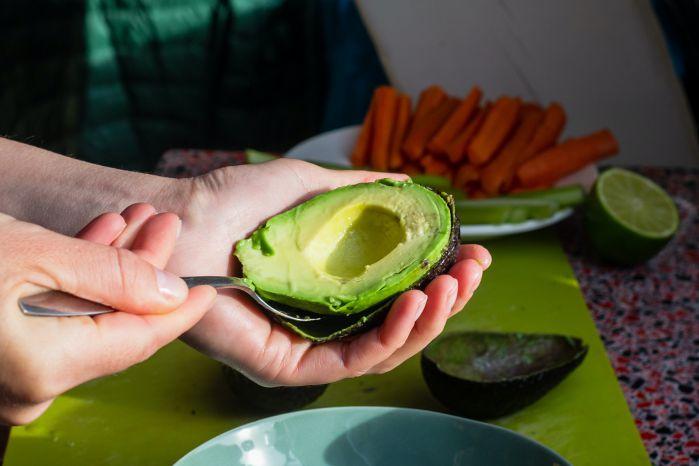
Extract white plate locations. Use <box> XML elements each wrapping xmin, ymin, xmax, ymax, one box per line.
<box><xmin>288</xmin><ymin>125</ymin><xmax>597</xmax><ymax>240</ymax></box>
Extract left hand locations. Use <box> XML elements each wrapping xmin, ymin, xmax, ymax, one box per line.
<box><xmin>167</xmin><ymin>159</ymin><xmax>492</xmax><ymax>386</ymax></box>
<box><xmin>0</xmin><ymin>204</ymin><xmax>215</xmax><ymax>425</ymax></box>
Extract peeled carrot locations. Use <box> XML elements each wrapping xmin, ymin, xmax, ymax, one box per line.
<box><xmin>469</xmin><ymin>189</ymin><xmax>489</xmax><ymax>199</ymax></box>
<box><xmin>351</xmin><ymin>96</ymin><xmax>376</xmax><ymax>167</ymax></box>
<box><xmin>412</xmin><ymin>85</ymin><xmax>447</xmax><ymax>125</ymax></box>
<box><xmin>420</xmin><ymin>154</ymin><xmax>452</xmax><ymax>178</ymax></box>
<box><xmin>467</xmin><ymin>96</ymin><xmax>521</xmax><ymax>166</ymax></box>
<box><xmin>453</xmin><ymin>163</ymin><xmax>480</xmax><ymax>191</ymax></box>
<box><xmin>427</xmin><ymin>86</ymin><xmax>482</xmax><ymax>154</ymax></box>
<box><xmin>369</xmin><ymin>86</ymin><xmax>399</xmax><ymax>171</ymax></box>
<box><xmin>445</xmin><ymin>102</ymin><xmax>491</xmax><ymax>163</ymax></box>
<box><xmin>480</xmin><ymin>104</ymin><xmax>544</xmax><ymax>195</ymax></box>
<box><xmin>403</xmin><ymin>98</ymin><xmax>459</xmax><ymax>160</ymax></box>
<box><xmin>518</xmin><ymin>102</ymin><xmax>566</xmax><ymax>163</ymax></box>
<box><xmin>517</xmin><ymin>129</ymin><xmax>619</xmax><ymax>187</ymax></box>
<box><xmin>388</xmin><ymin>93</ymin><xmax>413</xmax><ymax>169</ymax></box>
<box><xmin>401</xmin><ymin>162</ymin><xmax>423</xmax><ymax>176</ymax></box>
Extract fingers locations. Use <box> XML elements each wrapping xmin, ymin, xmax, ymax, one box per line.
<box><xmin>128</xmin><ymin>212</ymin><xmax>181</xmax><ymax>269</ymax></box>
<box><xmin>458</xmin><ymin>244</ymin><xmax>492</xmax><ymax>269</ymax></box>
<box><xmin>75</xmin><ymin>213</ymin><xmax>126</xmax><ymax>244</ymax></box>
<box><xmin>111</xmin><ymin>203</ymin><xmax>157</xmax><ymax>248</ymax></box>
<box><xmin>447</xmin><ymin>259</ymin><xmax>483</xmax><ymax>316</ymax></box>
<box><xmin>76</xmin><ymin>204</ymin><xmax>180</xmax><ymax>270</ymax></box>
<box><xmin>323</xmin><ymin>168</ymin><xmax>410</xmax><ymax>190</ymax></box>
<box><xmin>290</xmin><ymin>290</ymin><xmax>428</xmax><ymax>384</ymax></box>
<box><xmin>48</xmin><ymin>203</ymin><xmax>186</xmax><ymax>314</ymax></box>
<box><xmin>367</xmin><ymin>275</ymin><xmax>458</xmax><ymax>375</ymax></box>
<box><xmin>65</xmin><ymin>285</ymin><xmax>216</xmax><ymax>387</ymax></box>
<box><xmin>29</xmin><ymin>232</ymin><xmax>189</xmax><ymax>315</ymax></box>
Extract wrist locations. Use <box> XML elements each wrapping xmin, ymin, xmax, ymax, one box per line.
<box><xmin>145</xmin><ymin>175</ymin><xmax>193</xmax><ymax>218</ymax></box>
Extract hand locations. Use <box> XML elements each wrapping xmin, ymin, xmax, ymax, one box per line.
<box><xmin>0</xmin><ymin>205</ymin><xmax>216</xmax><ymax>425</ymax></box>
<box><xmin>169</xmin><ymin>159</ymin><xmax>491</xmax><ymax>386</ymax></box>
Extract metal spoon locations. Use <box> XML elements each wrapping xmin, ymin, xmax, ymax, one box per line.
<box><xmin>18</xmin><ymin>276</ymin><xmax>321</xmax><ymax>322</ymax></box>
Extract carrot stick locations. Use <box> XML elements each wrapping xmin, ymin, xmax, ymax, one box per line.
<box><xmin>369</xmin><ymin>86</ymin><xmax>399</xmax><ymax>171</ymax></box>
<box><xmin>445</xmin><ymin>102</ymin><xmax>491</xmax><ymax>164</ymax></box>
<box><xmin>467</xmin><ymin>96</ymin><xmax>521</xmax><ymax>166</ymax></box>
<box><xmin>402</xmin><ymin>98</ymin><xmax>459</xmax><ymax>160</ymax></box>
<box><xmin>480</xmin><ymin>104</ymin><xmax>544</xmax><ymax>195</ymax></box>
<box><xmin>401</xmin><ymin>162</ymin><xmax>423</xmax><ymax>176</ymax></box>
<box><xmin>412</xmin><ymin>85</ymin><xmax>447</xmax><ymax>125</ymax></box>
<box><xmin>388</xmin><ymin>93</ymin><xmax>413</xmax><ymax>169</ymax></box>
<box><xmin>469</xmin><ymin>189</ymin><xmax>489</xmax><ymax>199</ymax></box>
<box><xmin>420</xmin><ymin>154</ymin><xmax>452</xmax><ymax>178</ymax></box>
<box><xmin>427</xmin><ymin>86</ymin><xmax>482</xmax><ymax>154</ymax></box>
<box><xmin>516</xmin><ymin>129</ymin><xmax>619</xmax><ymax>187</ymax></box>
<box><xmin>518</xmin><ymin>102</ymin><xmax>566</xmax><ymax>163</ymax></box>
<box><xmin>351</xmin><ymin>96</ymin><xmax>376</xmax><ymax>167</ymax></box>
<box><xmin>453</xmin><ymin>163</ymin><xmax>480</xmax><ymax>191</ymax></box>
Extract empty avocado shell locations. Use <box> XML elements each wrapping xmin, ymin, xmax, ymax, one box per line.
<box><xmin>222</xmin><ymin>366</ymin><xmax>328</xmax><ymax>413</ymax></box>
<box><xmin>421</xmin><ymin>331</ymin><xmax>588</xmax><ymax>420</ymax></box>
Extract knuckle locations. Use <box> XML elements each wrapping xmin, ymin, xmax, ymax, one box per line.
<box><xmin>110</xmin><ymin>248</ymin><xmax>149</xmax><ymax>301</ymax></box>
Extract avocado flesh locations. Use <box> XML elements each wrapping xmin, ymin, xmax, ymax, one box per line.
<box><xmin>235</xmin><ymin>179</ymin><xmax>453</xmax><ymax>315</ymax></box>
<box><xmin>264</xmin><ymin>188</ymin><xmax>460</xmax><ymax>343</ymax></box>
<box><xmin>421</xmin><ymin>331</ymin><xmax>588</xmax><ymax>420</ymax></box>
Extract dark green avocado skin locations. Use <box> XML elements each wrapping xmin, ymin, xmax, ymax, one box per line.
<box><xmin>421</xmin><ymin>334</ymin><xmax>588</xmax><ymax>420</ymax></box>
<box><xmin>270</xmin><ymin>189</ymin><xmax>461</xmax><ymax>343</ymax></box>
<box><xmin>222</xmin><ymin>366</ymin><xmax>327</xmax><ymax>413</ymax></box>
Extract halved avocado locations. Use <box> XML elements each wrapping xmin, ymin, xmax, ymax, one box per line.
<box><xmin>234</xmin><ymin>179</ymin><xmax>460</xmax><ymax>342</ymax></box>
<box><xmin>421</xmin><ymin>331</ymin><xmax>588</xmax><ymax>420</ymax></box>
<box><xmin>222</xmin><ymin>366</ymin><xmax>327</xmax><ymax>413</ymax></box>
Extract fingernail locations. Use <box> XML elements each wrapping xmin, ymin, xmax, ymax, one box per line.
<box><xmin>414</xmin><ymin>295</ymin><xmax>428</xmax><ymax>320</ymax></box>
<box><xmin>176</xmin><ymin>218</ymin><xmax>183</xmax><ymax>239</ymax></box>
<box><xmin>476</xmin><ymin>257</ymin><xmax>491</xmax><ymax>269</ymax></box>
<box><xmin>156</xmin><ymin>269</ymin><xmax>187</xmax><ymax>301</ymax></box>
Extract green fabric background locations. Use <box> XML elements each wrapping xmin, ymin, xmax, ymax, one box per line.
<box><xmin>0</xmin><ymin>0</ymin><xmax>386</xmax><ymax>170</ymax></box>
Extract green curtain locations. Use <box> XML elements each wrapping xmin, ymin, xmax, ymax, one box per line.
<box><xmin>0</xmin><ymin>0</ymin><xmax>387</xmax><ymax>171</ymax></box>
<box><xmin>0</xmin><ymin>0</ymin><xmax>325</xmax><ymax>170</ymax></box>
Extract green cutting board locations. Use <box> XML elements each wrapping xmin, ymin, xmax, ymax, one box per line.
<box><xmin>6</xmin><ymin>230</ymin><xmax>649</xmax><ymax>465</ymax></box>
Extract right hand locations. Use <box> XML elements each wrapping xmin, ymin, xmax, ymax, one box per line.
<box><xmin>0</xmin><ymin>204</ymin><xmax>216</xmax><ymax>425</ymax></box>
<box><xmin>167</xmin><ymin>159</ymin><xmax>491</xmax><ymax>386</ymax></box>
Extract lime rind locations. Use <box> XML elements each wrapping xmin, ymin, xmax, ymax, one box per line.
<box><xmin>596</xmin><ymin>168</ymin><xmax>679</xmax><ymax>239</ymax></box>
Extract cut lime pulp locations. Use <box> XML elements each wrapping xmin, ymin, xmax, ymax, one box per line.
<box><xmin>584</xmin><ymin>168</ymin><xmax>679</xmax><ymax>265</ymax></box>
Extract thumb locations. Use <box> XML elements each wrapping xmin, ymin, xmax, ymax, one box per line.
<box><xmin>28</xmin><ymin>231</ymin><xmax>189</xmax><ymax>315</ymax></box>
<box><xmin>322</xmin><ymin>167</ymin><xmax>410</xmax><ymax>191</ymax></box>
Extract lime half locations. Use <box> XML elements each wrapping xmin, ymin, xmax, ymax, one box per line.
<box><xmin>584</xmin><ymin>168</ymin><xmax>679</xmax><ymax>265</ymax></box>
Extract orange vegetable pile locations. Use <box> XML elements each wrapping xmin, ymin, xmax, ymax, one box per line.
<box><xmin>351</xmin><ymin>85</ymin><xmax>620</xmax><ymax>197</ymax></box>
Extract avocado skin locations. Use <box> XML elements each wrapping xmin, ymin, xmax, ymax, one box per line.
<box><xmin>269</xmin><ymin>188</ymin><xmax>461</xmax><ymax>343</ymax></box>
<box><xmin>222</xmin><ymin>365</ymin><xmax>328</xmax><ymax>413</ymax></box>
<box><xmin>421</xmin><ymin>334</ymin><xmax>588</xmax><ymax>420</ymax></box>
<box><xmin>412</xmin><ymin>189</ymin><xmax>460</xmax><ymax>292</ymax></box>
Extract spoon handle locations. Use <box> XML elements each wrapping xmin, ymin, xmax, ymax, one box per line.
<box><xmin>181</xmin><ymin>276</ymin><xmax>251</xmax><ymax>290</ymax></box>
<box><xmin>19</xmin><ymin>291</ymin><xmax>115</xmax><ymax>317</ymax></box>
<box><xmin>18</xmin><ymin>276</ymin><xmax>254</xmax><ymax>317</ymax></box>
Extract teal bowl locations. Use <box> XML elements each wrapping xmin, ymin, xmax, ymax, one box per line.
<box><xmin>175</xmin><ymin>407</ymin><xmax>570</xmax><ymax>465</ymax></box>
